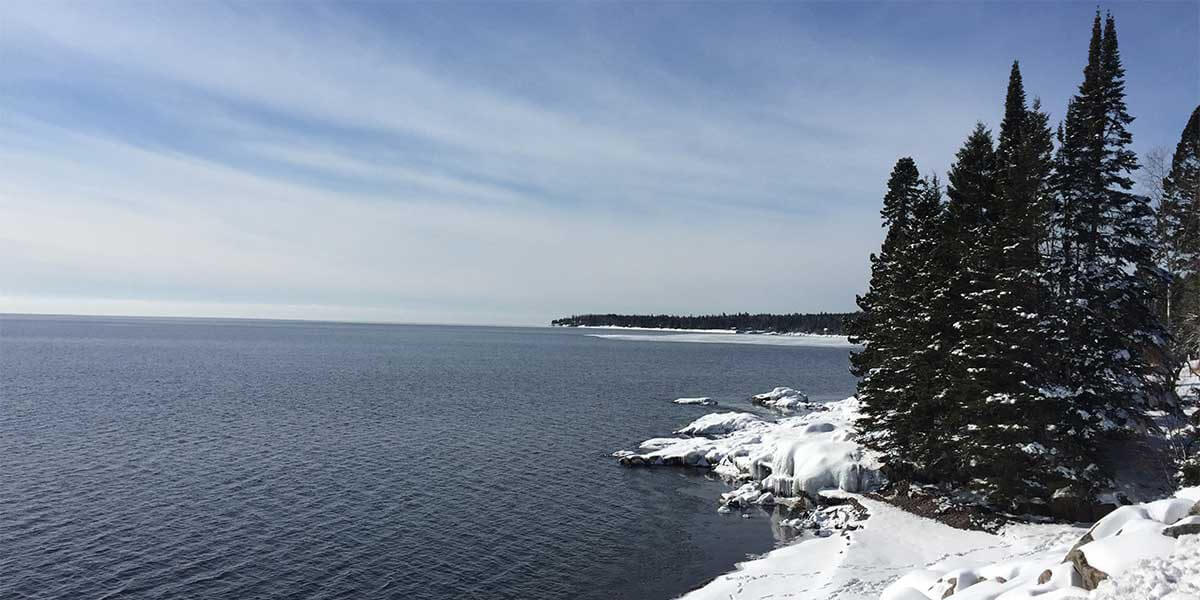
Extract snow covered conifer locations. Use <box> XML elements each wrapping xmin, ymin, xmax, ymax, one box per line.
<box><xmin>930</xmin><ymin>123</ymin><xmax>997</xmax><ymax>483</ymax></box>
<box><xmin>959</xmin><ymin>63</ymin><xmax>1077</xmax><ymax>504</ymax></box>
<box><xmin>850</xmin><ymin>158</ymin><xmax>941</xmax><ymax>477</ymax></box>
<box><xmin>1160</xmin><ymin>106</ymin><xmax>1200</xmax><ymax>364</ymax></box>
<box><xmin>1159</xmin><ymin>105</ymin><xmax>1200</xmax><ymax>483</ymax></box>
<box><xmin>1046</xmin><ymin>13</ymin><xmax>1170</xmax><ymax>491</ymax></box>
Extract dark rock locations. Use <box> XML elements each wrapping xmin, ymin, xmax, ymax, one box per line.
<box><xmin>1163</xmin><ymin>516</ymin><xmax>1200</xmax><ymax>538</ymax></box>
<box><xmin>1064</xmin><ymin>530</ymin><xmax>1095</xmax><ymax>558</ymax></box>
<box><xmin>1064</xmin><ymin>547</ymin><xmax>1108</xmax><ymax>591</ymax></box>
<box><xmin>940</xmin><ymin>577</ymin><xmax>957</xmax><ymax>598</ymax></box>
<box><xmin>1037</xmin><ymin>569</ymin><xmax>1053</xmax><ymax>585</ymax></box>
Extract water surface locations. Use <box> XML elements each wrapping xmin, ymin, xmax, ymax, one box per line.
<box><xmin>0</xmin><ymin>315</ymin><xmax>856</xmax><ymax>600</ymax></box>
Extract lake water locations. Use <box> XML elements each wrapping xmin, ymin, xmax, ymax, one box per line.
<box><xmin>0</xmin><ymin>315</ymin><xmax>857</xmax><ymax>600</ymax></box>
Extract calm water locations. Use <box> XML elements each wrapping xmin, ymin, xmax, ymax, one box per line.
<box><xmin>0</xmin><ymin>315</ymin><xmax>856</xmax><ymax>600</ymax></box>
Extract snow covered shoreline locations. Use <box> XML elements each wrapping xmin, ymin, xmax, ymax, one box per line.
<box><xmin>565</xmin><ymin>325</ymin><xmax>745</xmax><ymax>333</ymax></box>
<box><xmin>615</xmin><ymin>387</ymin><xmax>1200</xmax><ymax>599</ymax></box>
<box><xmin>589</xmin><ymin>331</ymin><xmax>855</xmax><ymax>347</ymax></box>
<box><xmin>614</xmin><ymin>396</ymin><xmax>880</xmax><ymax>501</ymax></box>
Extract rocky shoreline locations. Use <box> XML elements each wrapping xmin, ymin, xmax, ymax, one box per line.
<box><xmin>614</xmin><ymin>386</ymin><xmax>1200</xmax><ymax>599</ymax></box>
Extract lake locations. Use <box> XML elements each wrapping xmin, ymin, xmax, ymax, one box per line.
<box><xmin>0</xmin><ymin>315</ymin><xmax>857</xmax><ymax>600</ymax></box>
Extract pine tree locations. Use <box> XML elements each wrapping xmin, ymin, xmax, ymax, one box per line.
<box><xmin>1160</xmin><ymin>105</ymin><xmax>1200</xmax><ymax>363</ymax></box>
<box><xmin>1159</xmin><ymin>105</ymin><xmax>1200</xmax><ymax>484</ymax></box>
<box><xmin>898</xmin><ymin>176</ymin><xmax>951</xmax><ymax>476</ymax></box>
<box><xmin>932</xmin><ymin>123</ymin><xmax>997</xmax><ymax>484</ymax></box>
<box><xmin>967</xmin><ymin>63</ymin><xmax>1075</xmax><ymax>505</ymax></box>
<box><xmin>850</xmin><ymin>158</ymin><xmax>946</xmax><ymax>479</ymax></box>
<box><xmin>1047</xmin><ymin>12</ymin><xmax>1170</xmax><ymax>493</ymax></box>
<box><xmin>849</xmin><ymin>158</ymin><xmax>921</xmax><ymax>453</ymax></box>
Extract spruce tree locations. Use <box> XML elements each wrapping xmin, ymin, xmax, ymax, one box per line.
<box><xmin>1047</xmin><ymin>12</ymin><xmax>1170</xmax><ymax>493</ymax></box>
<box><xmin>1160</xmin><ymin>105</ymin><xmax>1200</xmax><ymax>483</ymax></box>
<box><xmin>849</xmin><ymin>158</ymin><xmax>921</xmax><ymax>449</ymax></box>
<box><xmin>1160</xmin><ymin>106</ymin><xmax>1200</xmax><ymax>363</ymax></box>
<box><xmin>967</xmin><ymin>63</ymin><xmax>1073</xmax><ymax>505</ymax></box>
<box><xmin>898</xmin><ymin>176</ymin><xmax>951</xmax><ymax>476</ymax></box>
<box><xmin>850</xmin><ymin>158</ymin><xmax>943</xmax><ymax>478</ymax></box>
<box><xmin>932</xmin><ymin>123</ymin><xmax>997</xmax><ymax>484</ymax></box>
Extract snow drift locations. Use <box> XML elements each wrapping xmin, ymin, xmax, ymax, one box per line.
<box><xmin>881</xmin><ymin>486</ymin><xmax>1200</xmax><ymax>599</ymax></box>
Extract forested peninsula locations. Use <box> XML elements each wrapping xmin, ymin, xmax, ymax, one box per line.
<box><xmin>550</xmin><ymin>312</ymin><xmax>856</xmax><ymax>334</ymax></box>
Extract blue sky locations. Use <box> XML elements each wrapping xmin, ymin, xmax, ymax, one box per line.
<box><xmin>1</xmin><ymin>2</ymin><xmax>1197</xmax><ymax>325</ymax></box>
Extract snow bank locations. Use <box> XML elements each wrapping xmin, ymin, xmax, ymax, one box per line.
<box><xmin>682</xmin><ymin>494</ymin><xmax>1076</xmax><ymax>600</ymax></box>
<box><xmin>881</xmin><ymin>488</ymin><xmax>1200</xmax><ymax>600</ymax></box>
<box><xmin>615</xmin><ymin>393</ymin><xmax>881</xmax><ymax>503</ymax></box>
<box><xmin>672</xmin><ymin>397</ymin><xmax>718</xmax><ymax>406</ymax></box>
<box><xmin>751</xmin><ymin>386</ymin><xmax>812</xmax><ymax>411</ymax></box>
<box><xmin>687</xmin><ymin>488</ymin><xmax>1197</xmax><ymax>600</ymax></box>
<box><xmin>1090</xmin><ymin>534</ymin><xmax>1200</xmax><ymax>600</ymax></box>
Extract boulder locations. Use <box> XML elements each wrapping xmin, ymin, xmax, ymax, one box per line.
<box><xmin>1163</xmin><ymin>515</ymin><xmax>1200</xmax><ymax>538</ymax></box>
<box><xmin>1064</xmin><ymin>547</ymin><xmax>1109</xmax><ymax>591</ymax></box>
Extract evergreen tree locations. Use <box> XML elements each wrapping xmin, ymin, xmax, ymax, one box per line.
<box><xmin>1047</xmin><ymin>12</ymin><xmax>1169</xmax><ymax>492</ymax></box>
<box><xmin>1159</xmin><ymin>105</ymin><xmax>1200</xmax><ymax>484</ymax></box>
<box><xmin>1160</xmin><ymin>105</ymin><xmax>1200</xmax><ymax>363</ymax></box>
<box><xmin>897</xmin><ymin>176</ymin><xmax>951</xmax><ymax>476</ymax></box>
<box><xmin>931</xmin><ymin>123</ymin><xmax>997</xmax><ymax>484</ymax></box>
<box><xmin>850</xmin><ymin>158</ymin><xmax>945</xmax><ymax>478</ymax></box>
<box><xmin>851</xmin><ymin>11</ymin><xmax>1175</xmax><ymax>506</ymax></box>
<box><xmin>967</xmin><ymin>63</ymin><xmax>1075</xmax><ymax>505</ymax></box>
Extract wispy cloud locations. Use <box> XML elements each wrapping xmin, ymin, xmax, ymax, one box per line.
<box><xmin>1</xmin><ymin>2</ymin><xmax>1195</xmax><ymax>324</ymax></box>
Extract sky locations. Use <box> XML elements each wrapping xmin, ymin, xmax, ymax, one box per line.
<box><xmin>1</xmin><ymin>2</ymin><xmax>1197</xmax><ymax>326</ymax></box>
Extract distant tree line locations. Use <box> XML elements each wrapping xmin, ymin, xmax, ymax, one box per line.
<box><xmin>551</xmin><ymin>312</ymin><xmax>857</xmax><ymax>334</ymax></box>
<box><xmin>848</xmin><ymin>12</ymin><xmax>1199</xmax><ymax>512</ymax></box>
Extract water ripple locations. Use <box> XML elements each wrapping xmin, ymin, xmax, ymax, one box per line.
<box><xmin>0</xmin><ymin>316</ymin><xmax>856</xmax><ymax>600</ymax></box>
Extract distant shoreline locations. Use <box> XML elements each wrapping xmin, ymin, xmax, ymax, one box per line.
<box><xmin>586</xmin><ymin>331</ymin><xmax>855</xmax><ymax>348</ymax></box>
<box><xmin>557</xmin><ymin>324</ymin><xmax>740</xmax><ymax>334</ymax></box>
<box><xmin>566</xmin><ymin>324</ymin><xmax>850</xmax><ymax>339</ymax></box>
<box><xmin>551</xmin><ymin>312</ymin><xmax>857</xmax><ymax>335</ymax></box>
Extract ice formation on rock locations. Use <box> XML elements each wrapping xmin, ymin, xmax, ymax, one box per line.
<box><xmin>616</xmin><ymin>391</ymin><xmax>882</xmax><ymax>505</ymax></box>
<box><xmin>672</xmin><ymin>397</ymin><xmax>718</xmax><ymax>406</ymax></box>
<box><xmin>751</xmin><ymin>386</ymin><xmax>812</xmax><ymax>411</ymax></box>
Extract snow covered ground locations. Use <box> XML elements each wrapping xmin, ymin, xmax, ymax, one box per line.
<box><xmin>682</xmin><ymin>494</ymin><xmax>1086</xmax><ymax>600</ymax></box>
<box><xmin>880</xmin><ymin>487</ymin><xmax>1199</xmax><ymax>600</ymax></box>
<box><xmin>590</xmin><ymin>332</ymin><xmax>856</xmax><ymax>347</ymax></box>
<box><xmin>616</xmin><ymin>386</ymin><xmax>1200</xmax><ymax>600</ymax></box>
